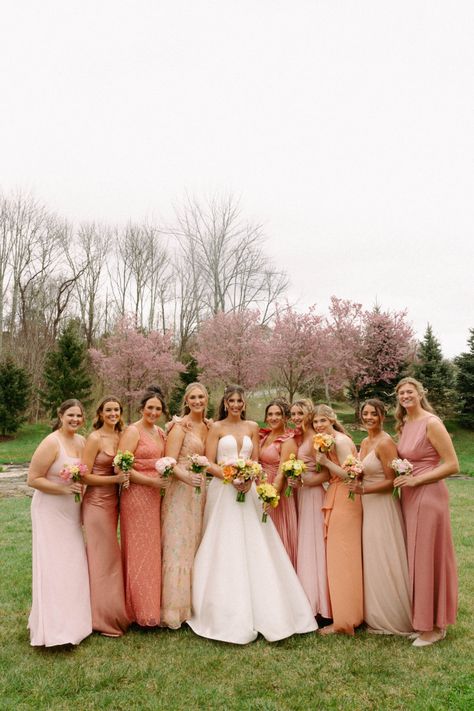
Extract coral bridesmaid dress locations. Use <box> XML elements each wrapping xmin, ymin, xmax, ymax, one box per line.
<box><xmin>28</xmin><ymin>434</ymin><xmax>92</xmax><ymax>646</ymax></box>
<box><xmin>120</xmin><ymin>426</ymin><xmax>165</xmax><ymax>626</ymax></box>
<box><xmin>82</xmin><ymin>446</ymin><xmax>129</xmax><ymax>636</ymax></box>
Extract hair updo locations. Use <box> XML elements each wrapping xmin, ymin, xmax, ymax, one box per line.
<box><xmin>139</xmin><ymin>385</ymin><xmax>167</xmax><ymax>418</ymax></box>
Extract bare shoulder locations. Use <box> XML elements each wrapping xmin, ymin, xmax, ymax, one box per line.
<box><xmin>247</xmin><ymin>420</ymin><xmax>259</xmax><ymax>434</ymax></box>
<box><xmin>335</xmin><ymin>431</ymin><xmax>353</xmax><ymax>446</ymax></box>
<box><xmin>86</xmin><ymin>430</ymin><xmax>101</xmax><ymax>444</ymax></box>
<box><xmin>376</xmin><ymin>432</ymin><xmax>397</xmax><ymax>456</ymax></box>
<box><xmin>426</xmin><ymin>415</ymin><xmax>447</xmax><ymax>436</ymax></box>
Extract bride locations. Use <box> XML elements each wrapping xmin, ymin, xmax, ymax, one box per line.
<box><xmin>187</xmin><ymin>384</ymin><xmax>317</xmax><ymax>644</ymax></box>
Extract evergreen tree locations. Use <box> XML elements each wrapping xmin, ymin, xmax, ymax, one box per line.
<box><xmin>41</xmin><ymin>320</ymin><xmax>92</xmax><ymax>417</ymax></box>
<box><xmin>413</xmin><ymin>324</ymin><xmax>457</xmax><ymax>417</ymax></box>
<box><xmin>168</xmin><ymin>355</ymin><xmax>200</xmax><ymax>416</ymax></box>
<box><xmin>455</xmin><ymin>328</ymin><xmax>474</xmax><ymax>429</ymax></box>
<box><xmin>0</xmin><ymin>358</ymin><xmax>31</xmax><ymax>436</ymax></box>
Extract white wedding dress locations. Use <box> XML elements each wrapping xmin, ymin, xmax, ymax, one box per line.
<box><xmin>187</xmin><ymin>434</ymin><xmax>317</xmax><ymax>643</ymax></box>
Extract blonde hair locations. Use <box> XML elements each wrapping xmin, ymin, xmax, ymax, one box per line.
<box><xmin>312</xmin><ymin>403</ymin><xmax>348</xmax><ymax>434</ymax></box>
<box><xmin>180</xmin><ymin>382</ymin><xmax>209</xmax><ymax>418</ymax></box>
<box><xmin>394</xmin><ymin>377</ymin><xmax>436</xmax><ymax>434</ymax></box>
<box><xmin>291</xmin><ymin>399</ymin><xmax>314</xmax><ymax>432</ymax></box>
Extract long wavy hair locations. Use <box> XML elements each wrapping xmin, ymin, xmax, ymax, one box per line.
<box><xmin>217</xmin><ymin>384</ymin><xmax>246</xmax><ymax>421</ymax></box>
<box><xmin>394</xmin><ymin>377</ymin><xmax>435</xmax><ymax>434</ymax></box>
<box><xmin>92</xmin><ymin>396</ymin><xmax>124</xmax><ymax>432</ymax></box>
<box><xmin>52</xmin><ymin>399</ymin><xmax>85</xmax><ymax>432</ymax></box>
<box><xmin>360</xmin><ymin>398</ymin><xmax>386</xmax><ymax>424</ymax></box>
<box><xmin>290</xmin><ymin>398</ymin><xmax>314</xmax><ymax>432</ymax></box>
<box><xmin>312</xmin><ymin>403</ymin><xmax>348</xmax><ymax>434</ymax></box>
<box><xmin>180</xmin><ymin>382</ymin><xmax>209</xmax><ymax>418</ymax></box>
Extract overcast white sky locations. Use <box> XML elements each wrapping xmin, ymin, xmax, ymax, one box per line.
<box><xmin>1</xmin><ymin>0</ymin><xmax>473</xmax><ymax>357</ymax></box>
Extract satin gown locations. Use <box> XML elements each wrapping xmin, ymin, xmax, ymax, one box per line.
<box><xmin>28</xmin><ymin>434</ymin><xmax>92</xmax><ymax>646</ymax></box>
<box><xmin>259</xmin><ymin>430</ymin><xmax>298</xmax><ymax>567</ymax></box>
<box><xmin>120</xmin><ymin>426</ymin><xmax>165</xmax><ymax>626</ymax></box>
<box><xmin>161</xmin><ymin>418</ymin><xmax>207</xmax><ymax>628</ymax></box>
<box><xmin>361</xmin><ymin>450</ymin><xmax>412</xmax><ymax>634</ymax></box>
<box><xmin>398</xmin><ymin>416</ymin><xmax>458</xmax><ymax>631</ymax></box>
<box><xmin>187</xmin><ymin>434</ymin><xmax>317</xmax><ymax>644</ymax></box>
<box><xmin>82</xmin><ymin>446</ymin><xmax>129</xmax><ymax>635</ymax></box>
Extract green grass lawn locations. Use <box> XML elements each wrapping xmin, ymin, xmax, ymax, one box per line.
<box><xmin>0</xmin><ymin>480</ymin><xmax>473</xmax><ymax>711</ymax></box>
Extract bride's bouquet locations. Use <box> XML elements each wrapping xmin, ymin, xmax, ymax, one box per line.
<box><xmin>342</xmin><ymin>454</ymin><xmax>364</xmax><ymax>500</ymax></box>
<box><xmin>222</xmin><ymin>459</ymin><xmax>263</xmax><ymax>502</ymax></box>
<box><xmin>281</xmin><ymin>453</ymin><xmax>306</xmax><ymax>497</ymax></box>
<box><xmin>391</xmin><ymin>458</ymin><xmax>413</xmax><ymax>498</ymax></box>
<box><xmin>59</xmin><ymin>462</ymin><xmax>88</xmax><ymax>502</ymax></box>
<box><xmin>256</xmin><ymin>482</ymin><xmax>280</xmax><ymax>522</ymax></box>
<box><xmin>187</xmin><ymin>454</ymin><xmax>209</xmax><ymax>495</ymax></box>
<box><xmin>313</xmin><ymin>433</ymin><xmax>335</xmax><ymax>471</ymax></box>
<box><xmin>155</xmin><ymin>457</ymin><xmax>176</xmax><ymax>496</ymax></box>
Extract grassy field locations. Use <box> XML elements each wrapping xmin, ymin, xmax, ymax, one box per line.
<box><xmin>0</xmin><ymin>480</ymin><xmax>473</xmax><ymax>711</ymax></box>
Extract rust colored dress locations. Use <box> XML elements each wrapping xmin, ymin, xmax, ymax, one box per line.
<box><xmin>161</xmin><ymin>418</ymin><xmax>207</xmax><ymax>628</ymax></box>
<box><xmin>322</xmin><ymin>448</ymin><xmax>363</xmax><ymax>633</ymax></box>
<box><xmin>259</xmin><ymin>430</ymin><xmax>298</xmax><ymax>567</ymax></box>
<box><xmin>120</xmin><ymin>425</ymin><xmax>165</xmax><ymax>626</ymax></box>
<box><xmin>398</xmin><ymin>416</ymin><xmax>458</xmax><ymax>631</ymax></box>
<box><xmin>82</xmin><ymin>446</ymin><xmax>129</xmax><ymax>636</ymax></box>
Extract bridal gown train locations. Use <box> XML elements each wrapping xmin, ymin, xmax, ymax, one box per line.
<box><xmin>187</xmin><ymin>435</ymin><xmax>317</xmax><ymax>644</ymax></box>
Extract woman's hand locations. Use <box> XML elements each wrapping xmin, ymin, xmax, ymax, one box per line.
<box><xmin>188</xmin><ymin>472</ymin><xmax>205</xmax><ymax>489</ymax></box>
<box><xmin>287</xmin><ymin>476</ymin><xmax>301</xmax><ymax>489</ymax></box>
<box><xmin>315</xmin><ymin>452</ymin><xmax>328</xmax><ymax>466</ymax></box>
<box><xmin>348</xmin><ymin>480</ymin><xmax>364</xmax><ymax>495</ymax></box>
<box><xmin>393</xmin><ymin>474</ymin><xmax>418</xmax><ymax>489</ymax></box>
<box><xmin>232</xmin><ymin>478</ymin><xmax>252</xmax><ymax>494</ymax></box>
<box><xmin>153</xmin><ymin>474</ymin><xmax>171</xmax><ymax>490</ymax></box>
<box><xmin>115</xmin><ymin>470</ymin><xmax>130</xmax><ymax>485</ymax></box>
<box><xmin>68</xmin><ymin>481</ymin><xmax>84</xmax><ymax>497</ymax></box>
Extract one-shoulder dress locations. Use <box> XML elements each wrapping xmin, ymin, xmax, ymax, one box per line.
<box><xmin>187</xmin><ymin>434</ymin><xmax>317</xmax><ymax>644</ymax></box>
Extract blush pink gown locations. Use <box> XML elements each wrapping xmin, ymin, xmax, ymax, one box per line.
<box><xmin>397</xmin><ymin>416</ymin><xmax>458</xmax><ymax>631</ymax></box>
<box><xmin>120</xmin><ymin>426</ymin><xmax>165</xmax><ymax>626</ymax></box>
<box><xmin>259</xmin><ymin>430</ymin><xmax>298</xmax><ymax>567</ymax></box>
<box><xmin>28</xmin><ymin>434</ymin><xmax>92</xmax><ymax>646</ymax></box>
<box><xmin>82</xmin><ymin>446</ymin><xmax>129</xmax><ymax>636</ymax></box>
<box><xmin>296</xmin><ymin>436</ymin><xmax>331</xmax><ymax>619</ymax></box>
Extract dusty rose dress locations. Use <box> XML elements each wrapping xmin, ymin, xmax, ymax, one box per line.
<box><xmin>398</xmin><ymin>416</ymin><xmax>458</xmax><ymax>631</ymax></box>
<box><xmin>259</xmin><ymin>430</ymin><xmax>298</xmax><ymax>567</ymax></box>
<box><xmin>82</xmin><ymin>445</ymin><xmax>129</xmax><ymax>636</ymax></box>
<box><xmin>161</xmin><ymin>418</ymin><xmax>207</xmax><ymax>628</ymax></box>
<box><xmin>361</xmin><ymin>450</ymin><xmax>412</xmax><ymax>634</ymax></box>
<box><xmin>296</xmin><ymin>436</ymin><xmax>331</xmax><ymax>618</ymax></box>
<box><xmin>120</xmin><ymin>426</ymin><xmax>165</xmax><ymax>626</ymax></box>
<box><xmin>322</xmin><ymin>448</ymin><xmax>363</xmax><ymax>633</ymax></box>
<box><xmin>28</xmin><ymin>434</ymin><xmax>92</xmax><ymax>646</ymax></box>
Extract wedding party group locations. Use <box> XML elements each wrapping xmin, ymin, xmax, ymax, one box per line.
<box><xmin>27</xmin><ymin>376</ymin><xmax>459</xmax><ymax>650</ymax></box>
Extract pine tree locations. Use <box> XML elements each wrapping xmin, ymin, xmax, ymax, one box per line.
<box><xmin>0</xmin><ymin>358</ymin><xmax>31</xmax><ymax>436</ymax></box>
<box><xmin>168</xmin><ymin>355</ymin><xmax>200</xmax><ymax>417</ymax></box>
<box><xmin>41</xmin><ymin>320</ymin><xmax>92</xmax><ymax>417</ymax></box>
<box><xmin>455</xmin><ymin>328</ymin><xmax>474</xmax><ymax>429</ymax></box>
<box><xmin>413</xmin><ymin>324</ymin><xmax>457</xmax><ymax>417</ymax></box>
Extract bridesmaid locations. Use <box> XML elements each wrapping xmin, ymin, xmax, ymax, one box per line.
<box><xmin>27</xmin><ymin>399</ymin><xmax>92</xmax><ymax>646</ymax></box>
<box><xmin>290</xmin><ymin>402</ymin><xmax>331</xmax><ymax>622</ymax></box>
<box><xmin>314</xmin><ymin>404</ymin><xmax>363</xmax><ymax>635</ymax></box>
<box><xmin>82</xmin><ymin>396</ymin><xmax>130</xmax><ymax>637</ymax></box>
<box><xmin>259</xmin><ymin>399</ymin><xmax>298</xmax><ymax>566</ymax></box>
<box><xmin>119</xmin><ymin>385</ymin><xmax>170</xmax><ymax>627</ymax></box>
<box><xmin>348</xmin><ymin>399</ymin><xmax>412</xmax><ymax>635</ymax></box>
<box><xmin>161</xmin><ymin>382</ymin><xmax>209</xmax><ymax>629</ymax></box>
<box><xmin>393</xmin><ymin>377</ymin><xmax>458</xmax><ymax>646</ymax></box>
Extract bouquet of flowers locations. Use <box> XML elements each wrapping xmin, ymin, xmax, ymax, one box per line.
<box><xmin>113</xmin><ymin>450</ymin><xmax>135</xmax><ymax>472</ymax></box>
<box><xmin>221</xmin><ymin>459</ymin><xmax>263</xmax><ymax>502</ymax></box>
<box><xmin>313</xmin><ymin>433</ymin><xmax>336</xmax><ymax>471</ymax></box>
<box><xmin>391</xmin><ymin>458</ymin><xmax>413</xmax><ymax>498</ymax></box>
<box><xmin>281</xmin><ymin>453</ymin><xmax>306</xmax><ymax>497</ymax></box>
<box><xmin>155</xmin><ymin>457</ymin><xmax>176</xmax><ymax>496</ymax></box>
<box><xmin>342</xmin><ymin>454</ymin><xmax>364</xmax><ymax>500</ymax></box>
<box><xmin>59</xmin><ymin>462</ymin><xmax>88</xmax><ymax>502</ymax></box>
<box><xmin>187</xmin><ymin>454</ymin><xmax>209</xmax><ymax>495</ymax></box>
<box><xmin>256</xmin><ymin>482</ymin><xmax>280</xmax><ymax>522</ymax></box>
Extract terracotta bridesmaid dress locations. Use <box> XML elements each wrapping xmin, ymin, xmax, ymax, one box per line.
<box><xmin>82</xmin><ymin>444</ymin><xmax>129</xmax><ymax>636</ymax></box>
<box><xmin>120</xmin><ymin>426</ymin><xmax>165</xmax><ymax>626</ymax></box>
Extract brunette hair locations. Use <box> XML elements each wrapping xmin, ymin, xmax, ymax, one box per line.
<box><xmin>312</xmin><ymin>403</ymin><xmax>348</xmax><ymax>434</ymax></box>
<box><xmin>394</xmin><ymin>377</ymin><xmax>436</xmax><ymax>434</ymax></box>
<box><xmin>52</xmin><ymin>399</ymin><xmax>85</xmax><ymax>431</ymax></box>
<box><xmin>217</xmin><ymin>384</ymin><xmax>246</xmax><ymax>421</ymax></box>
<box><xmin>360</xmin><ymin>398</ymin><xmax>386</xmax><ymax>423</ymax></box>
<box><xmin>180</xmin><ymin>382</ymin><xmax>209</xmax><ymax>418</ymax></box>
<box><xmin>139</xmin><ymin>385</ymin><xmax>168</xmax><ymax>418</ymax></box>
<box><xmin>264</xmin><ymin>398</ymin><xmax>291</xmax><ymax>421</ymax></box>
<box><xmin>92</xmin><ymin>396</ymin><xmax>124</xmax><ymax>432</ymax></box>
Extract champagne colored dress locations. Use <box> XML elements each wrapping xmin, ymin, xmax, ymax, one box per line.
<box><xmin>296</xmin><ymin>436</ymin><xmax>331</xmax><ymax>618</ymax></box>
<box><xmin>398</xmin><ymin>416</ymin><xmax>458</xmax><ymax>631</ymax></box>
<box><xmin>259</xmin><ymin>430</ymin><xmax>298</xmax><ymax>567</ymax></box>
<box><xmin>28</xmin><ymin>434</ymin><xmax>92</xmax><ymax>646</ymax></box>
<box><xmin>322</xmin><ymin>448</ymin><xmax>363</xmax><ymax>633</ymax></box>
<box><xmin>361</xmin><ymin>450</ymin><xmax>412</xmax><ymax>634</ymax></box>
<box><xmin>161</xmin><ymin>418</ymin><xmax>207</xmax><ymax>628</ymax></box>
<box><xmin>120</xmin><ymin>426</ymin><xmax>165</xmax><ymax>626</ymax></box>
<box><xmin>82</xmin><ymin>445</ymin><xmax>129</xmax><ymax>636</ymax></box>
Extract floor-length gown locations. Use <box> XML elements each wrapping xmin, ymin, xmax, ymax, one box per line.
<box><xmin>398</xmin><ymin>417</ymin><xmax>458</xmax><ymax>631</ymax></box>
<box><xmin>187</xmin><ymin>434</ymin><xmax>317</xmax><ymax>644</ymax></box>
<box><xmin>296</xmin><ymin>437</ymin><xmax>331</xmax><ymax>619</ymax></box>
<box><xmin>322</xmin><ymin>449</ymin><xmax>363</xmax><ymax>634</ymax></box>
<box><xmin>82</xmin><ymin>445</ymin><xmax>129</xmax><ymax>636</ymax></box>
<box><xmin>120</xmin><ymin>426</ymin><xmax>165</xmax><ymax>626</ymax></box>
<box><xmin>161</xmin><ymin>418</ymin><xmax>207</xmax><ymax>628</ymax></box>
<box><xmin>361</xmin><ymin>450</ymin><xmax>412</xmax><ymax>634</ymax></box>
<box><xmin>259</xmin><ymin>430</ymin><xmax>298</xmax><ymax>567</ymax></box>
<box><xmin>28</xmin><ymin>434</ymin><xmax>92</xmax><ymax>646</ymax></box>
